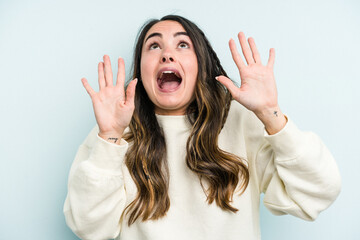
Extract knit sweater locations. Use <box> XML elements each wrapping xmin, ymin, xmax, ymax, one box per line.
<box><xmin>63</xmin><ymin>101</ymin><xmax>341</xmax><ymax>240</ymax></box>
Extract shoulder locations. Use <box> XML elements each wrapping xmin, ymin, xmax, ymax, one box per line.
<box><xmin>219</xmin><ymin>100</ymin><xmax>267</xmax><ymax>157</ymax></box>
<box><xmin>226</xmin><ymin>100</ymin><xmax>264</xmax><ymax>135</ymax></box>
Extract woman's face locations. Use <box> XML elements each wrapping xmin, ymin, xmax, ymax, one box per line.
<box><xmin>140</xmin><ymin>20</ymin><xmax>198</xmax><ymax>115</ymax></box>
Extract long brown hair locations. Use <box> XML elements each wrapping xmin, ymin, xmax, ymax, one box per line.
<box><xmin>123</xmin><ymin>15</ymin><xmax>249</xmax><ymax>226</ymax></box>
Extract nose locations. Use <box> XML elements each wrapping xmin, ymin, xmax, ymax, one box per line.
<box><xmin>162</xmin><ymin>56</ymin><xmax>174</xmax><ymax>63</ymax></box>
<box><xmin>161</xmin><ymin>48</ymin><xmax>175</xmax><ymax>63</ymax></box>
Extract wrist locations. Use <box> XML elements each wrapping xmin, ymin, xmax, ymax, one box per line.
<box><xmin>98</xmin><ymin>130</ymin><xmax>124</xmax><ymax>145</ymax></box>
<box><xmin>255</xmin><ymin>106</ymin><xmax>287</xmax><ymax>135</ymax></box>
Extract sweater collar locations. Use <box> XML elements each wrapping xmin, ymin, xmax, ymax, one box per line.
<box><xmin>155</xmin><ymin>114</ymin><xmax>192</xmax><ymax>131</ymax></box>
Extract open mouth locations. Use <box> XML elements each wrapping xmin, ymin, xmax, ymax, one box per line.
<box><xmin>157</xmin><ymin>70</ymin><xmax>182</xmax><ymax>92</ymax></box>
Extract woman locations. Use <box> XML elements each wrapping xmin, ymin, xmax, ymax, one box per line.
<box><xmin>64</xmin><ymin>15</ymin><xmax>341</xmax><ymax>240</ymax></box>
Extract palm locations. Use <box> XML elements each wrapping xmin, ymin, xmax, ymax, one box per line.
<box><xmin>81</xmin><ymin>55</ymin><xmax>137</xmax><ymax>137</ymax></box>
<box><xmin>91</xmin><ymin>85</ymin><xmax>131</xmax><ymax>134</ymax></box>
<box><xmin>217</xmin><ymin>32</ymin><xmax>278</xmax><ymax>115</ymax></box>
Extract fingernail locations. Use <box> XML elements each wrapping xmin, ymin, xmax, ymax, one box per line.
<box><xmin>215</xmin><ymin>76</ymin><xmax>219</xmax><ymax>80</ymax></box>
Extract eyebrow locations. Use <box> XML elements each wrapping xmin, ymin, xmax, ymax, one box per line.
<box><xmin>144</xmin><ymin>31</ymin><xmax>188</xmax><ymax>43</ymax></box>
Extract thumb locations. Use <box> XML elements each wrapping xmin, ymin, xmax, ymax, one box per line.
<box><xmin>216</xmin><ymin>75</ymin><xmax>239</xmax><ymax>99</ymax></box>
<box><xmin>125</xmin><ymin>78</ymin><xmax>138</xmax><ymax>106</ymax></box>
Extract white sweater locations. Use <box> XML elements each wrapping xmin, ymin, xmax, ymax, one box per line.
<box><xmin>63</xmin><ymin>101</ymin><xmax>341</xmax><ymax>240</ymax></box>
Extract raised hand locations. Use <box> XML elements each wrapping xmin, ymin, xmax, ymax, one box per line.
<box><xmin>216</xmin><ymin>32</ymin><xmax>286</xmax><ymax>134</ymax></box>
<box><xmin>81</xmin><ymin>55</ymin><xmax>137</xmax><ymax>143</ymax></box>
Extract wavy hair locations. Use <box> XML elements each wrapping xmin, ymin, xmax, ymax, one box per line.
<box><xmin>123</xmin><ymin>15</ymin><xmax>249</xmax><ymax>226</ymax></box>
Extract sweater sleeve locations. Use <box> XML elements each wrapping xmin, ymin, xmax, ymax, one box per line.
<box><xmin>63</xmin><ymin>126</ymin><xmax>129</xmax><ymax>240</ymax></box>
<box><xmin>255</xmin><ymin>118</ymin><xmax>341</xmax><ymax>221</ymax></box>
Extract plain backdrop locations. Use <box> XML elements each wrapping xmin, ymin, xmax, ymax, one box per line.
<box><xmin>0</xmin><ymin>0</ymin><xmax>359</xmax><ymax>239</ymax></box>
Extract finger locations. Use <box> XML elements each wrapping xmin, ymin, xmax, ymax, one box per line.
<box><xmin>267</xmin><ymin>48</ymin><xmax>275</xmax><ymax>68</ymax></box>
<box><xmin>103</xmin><ymin>55</ymin><xmax>113</xmax><ymax>86</ymax></box>
<box><xmin>229</xmin><ymin>39</ymin><xmax>246</xmax><ymax>70</ymax></box>
<box><xmin>216</xmin><ymin>76</ymin><xmax>239</xmax><ymax>99</ymax></box>
<box><xmin>238</xmin><ymin>32</ymin><xmax>255</xmax><ymax>65</ymax></box>
<box><xmin>81</xmin><ymin>78</ymin><xmax>96</xmax><ymax>97</ymax></box>
<box><xmin>248</xmin><ymin>37</ymin><xmax>262</xmax><ymax>64</ymax></box>
<box><xmin>98</xmin><ymin>62</ymin><xmax>106</xmax><ymax>90</ymax></box>
<box><xmin>116</xmin><ymin>57</ymin><xmax>126</xmax><ymax>88</ymax></box>
<box><xmin>125</xmin><ymin>78</ymin><xmax>138</xmax><ymax>106</ymax></box>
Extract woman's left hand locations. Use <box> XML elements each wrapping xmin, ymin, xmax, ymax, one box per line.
<box><xmin>216</xmin><ymin>32</ymin><xmax>287</xmax><ymax>134</ymax></box>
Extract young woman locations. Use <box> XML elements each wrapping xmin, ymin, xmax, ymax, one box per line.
<box><xmin>64</xmin><ymin>15</ymin><xmax>341</xmax><ymax>240</ymax></box>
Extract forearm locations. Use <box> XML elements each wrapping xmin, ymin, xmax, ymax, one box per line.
<box><xmin>259</xmin><ymin>119</ymin><xmax>341</xmax><ymax>220</ymax></box>
<box><xmin>64</xmin><ymin>129</ymin><xmax>129</xmax><ymax>239</ymax></box>
<box><xmin>65</xmin><ymin>160</ymin><xmax>126</xmax><ymax>239</ymax></box>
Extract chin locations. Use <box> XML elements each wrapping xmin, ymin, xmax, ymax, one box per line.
<box><xmin>154</xmin><ymin>98</ymin><xmax>189</xmax><ymax>115</ymax></box>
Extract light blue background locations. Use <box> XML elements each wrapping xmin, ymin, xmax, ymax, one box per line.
<box><xmin>0</xmin><ymin>0</ymin><xmax>359</xmax><ymax>239</ymax></box>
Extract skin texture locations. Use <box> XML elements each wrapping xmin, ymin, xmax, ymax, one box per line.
<box><xmin>216</xmin><ymin>32</ymin><xmax>287</xmax><ymax>134</ymax></box>
<box><xmin>81</xmin><ymin>24</ymin><xmax>287</xmax><ymax>144</ymax></box>
<box><xmin>140</xmin><ymin>20</ymin><xmax>198</xmax><ymax>116</ymax></box>
<box><xmin>81</xmin><ymin>56</ymin><xmax>138</xmax><ymax>143</ymax></box>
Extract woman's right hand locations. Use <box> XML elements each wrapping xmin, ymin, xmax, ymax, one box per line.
<box><xmin>81</xmin><ymin>55</ymin><xmax>137</xmax><ymax>144</ymax></box>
